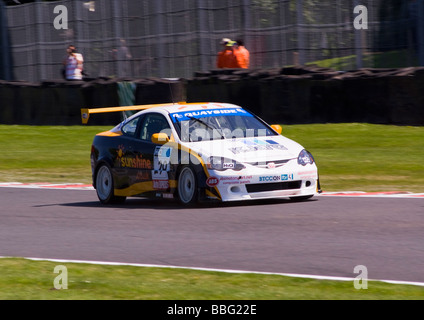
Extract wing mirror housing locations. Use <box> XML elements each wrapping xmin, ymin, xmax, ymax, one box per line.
<box><xmin>271</xmin><ymin>124</ymin><xmax>282</xmax><ymax>135</ymax></box>
<box><xmin>151</xmin><ymin>133</ymin><xmax>170</xmax><ymax>145</ymax></box>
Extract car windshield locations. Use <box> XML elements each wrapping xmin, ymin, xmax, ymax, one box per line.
<box><xmin>169</xmin><ymin>108</ymin><xmax>277</xmax><ymax>142</ymax></box>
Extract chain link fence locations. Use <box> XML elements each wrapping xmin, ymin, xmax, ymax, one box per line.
<box><xmin>3</xmin><ymin>0</ymin><xmax>423</xmax><ymax>83</ymax></box>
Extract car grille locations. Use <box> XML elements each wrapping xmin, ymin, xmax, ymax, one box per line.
<box><xmin>245</xmin><ymin>159</ymin><xmax>292</xmax><ymax>168</ymax></box>
<box><xmin>246</xmin><ymin>181</ymin><xmax>302</xmax><ymax>193</ymax></box>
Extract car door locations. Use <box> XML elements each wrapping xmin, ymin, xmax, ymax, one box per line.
<box><xmin>129</xmin><ymin>112</ymin><xmax>173</xmax><ymax>194</ymax></box>
<box><xmin>113</xmin><ymin>115</ymin><xmax>143</xmax><ymax>190</ymax></box>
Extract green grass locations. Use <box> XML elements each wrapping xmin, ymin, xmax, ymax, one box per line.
<box><xmin>307</xmin><ymin>50</ymin><xmax>418</xmax><ymax>71</ymax></box>
<box><xmin>1</xmin><ymin>124</ymin><xmax>423</xmax><ymax>192</ymax></box>
<box><xmin>0</xmin><ymin>125</ymin><xmax>104</xmax><ymax>184</ymax></box>
<box><xmin>0</xmin><ymin>258</ymin><xmax>423</xmax><ymax>300</ymax></box>
<box><xmin>281</xmin><ymin>123</ymin><xmax>424</xmax><ymax>193</ymax></box>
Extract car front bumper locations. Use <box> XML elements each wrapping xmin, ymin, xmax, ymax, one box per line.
<box><xmin>206</xmin><ymin>161</ymin><xmax>319</xmax><ymax>202</ymax></box>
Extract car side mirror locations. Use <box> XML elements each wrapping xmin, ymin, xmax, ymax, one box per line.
<box><xmin>271</xmin><ymin>124</ymin><xmax>282</xmax><ymax>135</ymax></box>
<box><xmin>151</xmin><ymin>133</ymin><xmax>170</xmax><ymax>145</ymax></box>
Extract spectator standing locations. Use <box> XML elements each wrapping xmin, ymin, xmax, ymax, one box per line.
<box><xmin>114</xmin><ymin>39</ymin><xmax>132</xmax><ymax>77</ymax></box>
<box><xmin>216</xmin><ymin>38</ymin><xmax>237</xmax><ymax>69</ymax></box>
<box><xmin>63</xmin><ymin>45</ymin><xmax>84</xmax><ymax>80</ymax></box>
<box><xmin>234</xmin><ymin>39</ymin><xmax>250</xmax><ymax>69</ymax></box>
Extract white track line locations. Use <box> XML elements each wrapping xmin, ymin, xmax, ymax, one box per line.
<box><xmin>0</xmin><ymin>182</ymin><xmax>94</xmax><ymax>190</ymax></box>
<box><xmin>1</xmin><ymin>256</ymin><xmax>424</xmax><ymax>288</ymax></box>
<box><xmin>318</xmin><ymin>191</ymin><xmax>424</xmax><ymax>198</ymax></box>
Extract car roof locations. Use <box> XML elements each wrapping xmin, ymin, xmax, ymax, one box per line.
<box><xmin>113</xmin><ymin>102</ymin><xmax>244</xmax><ymax>131</ymax></box>
<box><xmin>139</xmin><ymin>102</ymin><xmax>241</xmax><ymax>115</ymax></box>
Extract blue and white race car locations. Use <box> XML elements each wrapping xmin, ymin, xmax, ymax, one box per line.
<box><xmin>82</xmin><ymin>102</ymin><xmax>321</xmax><ymax>205</ymax></box>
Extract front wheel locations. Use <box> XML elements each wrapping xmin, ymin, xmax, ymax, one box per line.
<box><xmin>177</xmin><ymin>166</ymin><xmax>198</xmax><ymax>205</ymax></box>
<box><xmin>95</xmin><ymin>164</ymin><xmax>126</xmax><ymax>204</ymax></box>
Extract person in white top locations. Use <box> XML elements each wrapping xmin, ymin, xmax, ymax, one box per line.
<box><xmin>63</xmin><ymin>45</ymin><xmax>84</xmax><ymax>80</ymax></box>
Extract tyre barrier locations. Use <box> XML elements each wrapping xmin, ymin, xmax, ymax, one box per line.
<box><xmin>0</xmin><ymin>77</ymin><xmax>184</xmax><ymax>125</ymax></box>
<box><xmin>186</xmin><ymin>66</ymin><xmax>424</xmax><ymax>126</ymax></box>
<box><xmin>1</xmin><ymin>66</ymin><xmax>423</xmax><ymax>126</ymax></box>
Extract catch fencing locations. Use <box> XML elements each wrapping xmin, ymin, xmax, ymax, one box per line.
<box><xmin>3</xmin><ymin>0</ymin><xmax>423</xmax><ymax>83</ymax></box>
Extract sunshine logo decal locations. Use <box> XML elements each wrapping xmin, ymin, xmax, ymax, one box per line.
<box><xmin>117</xmin><ymin>144</ymin><xmax>125</xmax><ymax>158</ymax></box>
<box><xmin>116</xmin><ymin>145</ymin><xmax>152</xmax><ymax>169</ymax></box>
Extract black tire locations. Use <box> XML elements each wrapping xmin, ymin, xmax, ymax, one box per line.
<box><xmin>95</xmin><ymin>164</ymin><xmax>126</xmax><ymax>204</ymax></box>
<box><xmin>176</xmin><ymin>165</ymin><xmax>198</xmax><ymax>205</ymax></box>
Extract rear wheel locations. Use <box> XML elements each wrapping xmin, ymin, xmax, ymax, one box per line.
<box><xmin>95</xmin><ymin>164</ymin><xmax>126</xmax><ymax>204</ymax></box>
<box><xmin>177</xmin><ymin>166</ymin><xmax>198</xmax><ymax>205</ymax></box>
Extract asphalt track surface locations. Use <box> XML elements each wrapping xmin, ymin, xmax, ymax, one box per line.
<box><xmin>1</xmin><ymin>186</ymin><xmax>423</xmax><ymax>284</ymax></box>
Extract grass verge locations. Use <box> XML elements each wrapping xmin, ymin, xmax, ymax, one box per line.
<box><xmin>281</xmin><ymin>123</ymin><xmax>424</xmax><ymax>193</ymax></box>
<box><xmin>0</xmin><ymin>258</ymin><xmax>423</xmax><ymax>300</ymax></box>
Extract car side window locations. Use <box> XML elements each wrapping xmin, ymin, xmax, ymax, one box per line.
<box><xmin>121</xmin><ymin>117</ymin><xmax>140</xmax><ymax>137</ymax></box>
<box><xmin>139</xmin><ymin>113</ymin><xmax>171</xmax><ymax>141</ymax></box>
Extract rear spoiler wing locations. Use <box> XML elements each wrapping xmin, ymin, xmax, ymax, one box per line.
<box><xmin>81</xmin><ymin>103</ymin><xmax>181</xmax><ymax>124</ymax></box>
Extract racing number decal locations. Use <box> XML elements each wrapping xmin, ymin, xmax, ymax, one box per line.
<box><xmin>152</xmin><ymin>146</ymin><xmax>172</xmax><ymax>190</ymax></box>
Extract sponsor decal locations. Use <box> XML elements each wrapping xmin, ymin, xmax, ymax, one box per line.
<box><xmin>136</xmin><ymin>171</ymin><xmax>150</xmax><ymax>181</ymax></box>
<box><xmin>119</xmin><ymin>156</ymin><xmax>152</xmax><ymax>169</ymax></box>
<box><xmin>229</xmin><ymin>139</ymin><xmax>288</xmax><ymax>154</ymax></box>
<box><xmin>259</xmin><ymin>175</ymin><xmax>281</xmax><ymax>182</ymax></box>
<box><xmin>154</xmin><ymin>146</ymin><xmax>172</xmax><ymax>172</ymax></box>
<box><xmin>153</xmin><ymin>179</ymin><xmax>169</xmax><ymax>190</ymax></box>
<box><xmin>238</xmin><ymin>175</ymin><xmax>253</xmax><ymax>184</ymax></box>
<box><xmin>217</xmin><ymin>175</ymin><xmax>253</xmax><ymax>185</ymax></box>
<box><xmin>298</xmin><ymin>169</ymin><xmax>317</xmax><ymax>179</ymax></box>
<box><xmin>152</xmin><ymin>170</ymin><xmax>168</xmax><ymax>180</ymax></box>
<box><xmin>157</xmin><ymin>146</ymin><xmax>172</xmax><ymax>162</ymax></box>
<box><xmin>116</xmin><ymin>145</ymin><xmax>152</xmax><ymax>169</ymax></box>
<box><xmin>222</xmin><ymin>162</ymin><xmax>235</xmax><ymax>169</ymax></box>
<box><xmin>206</xmin><ymin>176</ymin><xmax>219</xmax><ymax>187</ymax></box>
<box><xmin>259</xmin><ymin>174</ymin><xmax>294</xmax><ymax>182</ymax></box>
<box><xmin>170</xmin><ymin>108</ymin><xmax>252</xmax><ymax>122</ymax></box>
<box><xmin>219</xmin><ymin>176</ymin><xmax>240</xmax><ymax>185</ymax></box>
<box><xmin>281</xmin><ymin>174</ymin><xmax>294</xmax><ymax>181</ymax></box>
<box><xmin>152</xmin><ymin>146</ymin><xmax>172</xmax><ymax>190</ymax></box>
<box><xmin>117</xmin><ymin>144</ymin><xmax>125</xmax><ymax>158</ymax></box>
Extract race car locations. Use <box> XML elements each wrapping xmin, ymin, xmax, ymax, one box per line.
<box><xmin>82</xmin><ymin>102</ymin><xmax>321</xmax><ymax>205</ymax></box>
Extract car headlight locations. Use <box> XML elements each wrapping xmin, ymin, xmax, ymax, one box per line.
<box><xmin>207</xmin><ymin>156</ymin><xmax>245</xmax><ymax>171</ymax></box>
<box><xmin>297</xmin><ymin>149</ymin><xmax>315</xmax><ymax>166</ymax></box>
